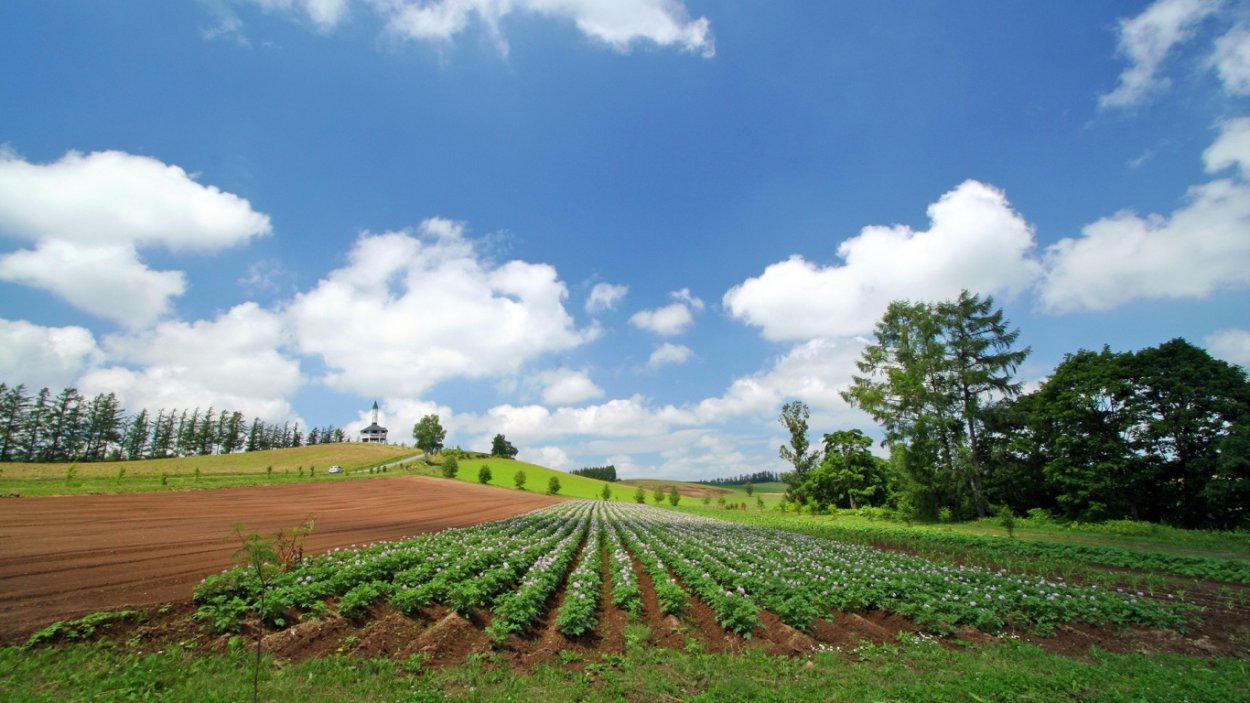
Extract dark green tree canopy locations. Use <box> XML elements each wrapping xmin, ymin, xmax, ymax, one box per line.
<box><xmin>412</xmin><ymin>414</ymin><xmax>447</xmax><ymax>455</ymax></box>
<box><xmin>1014</xmin><ymin>339</ymin><xmax>1249</xmax><ymax>528</ymax></box>
<box><xmin>490</xmin><ymin>433</ymin><xmax>518</xmax><ymax>458</ymax></box>
<box><xmin>805</xmin><ymin>429</ymin><xmax>890</xmax><ymax>511</ymax></box>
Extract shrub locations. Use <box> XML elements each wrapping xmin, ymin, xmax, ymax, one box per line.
<box><xmin>667</xmin><ymin>485</ymin><xmax>680</xmax><ymax>506</ymax></box>
<box><xmin>441</xmin><ymin>456</ymin><xmax>459</xmax><ymax>479</ymax></box>
<box><xmin>939</xmin><ymin>506</ymin><xmax>954</xmax><ymax>524</ymax></box>
<box><xmin>653</xmin><ymin>486</ymin><xmax>665</xmax><ymax>503</ymax></box>
<box><xmin>601</xmin><ymin>484</ymin><xmax>612</xmax><ymax>501</ymax></box>
<box><xmin>514</xmin><ymin>469</ymin><xmax>527</xmax><ymax>489</ymax></box>
<box><xmin>997</xmin><ymin>504</ymin><xmax>1017</xmax><ymax>538</ymax></box>
<box><xmin>896</xmin><ymin>495</ymin><xmax>917</xmax><ymax>526</ymax></box>
<box><xmin>1026</xmin><ymin>507</ymin><xmax>1053</xmax><ymax>523</ymax></box>
<box><xmin>478</xmin><ymin>465</ymin><xmax>492</xmax><ymax>484</ymax></box>
<box><xmin>857</xmin><ymin>506</ymin><xmax>896</xmax><ymax>521</ymax></box>
<box><xmin>634</xmin><ymin>486</ymin><xmax>646</xmax><ymax>503</ymax></box>
<box><xmin>547</xmin><ymin>476</ymin><xmax>561</xmax><ymax>496</ymax></box>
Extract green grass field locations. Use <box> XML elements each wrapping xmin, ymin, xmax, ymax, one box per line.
<box><xmin>677</xmin><ymin>504</ymin><xmax>1250</xmax><ymax>561</ymax></box>
<box><xmin>0</xmin><ymin>444</ymin><xmax>421</xmax><ymax>496</ymax></box>
<box><xmin>3</xmin><ymin>626</ymin><xmax>1246</xmax><ymax>702</ymax></box>
<box><xmin>438</xmin><ymin>456</ymin><xmax>612</xmax><ymax>500</ymax></box>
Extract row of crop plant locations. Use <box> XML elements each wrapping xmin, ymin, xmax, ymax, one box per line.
<box><xmin>195</xmin><ymin>502</ymin><xmax>1192</xmax><ymax>641</ymax></box>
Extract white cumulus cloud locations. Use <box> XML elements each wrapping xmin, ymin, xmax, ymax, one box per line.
<box><xmin>78</xmin><ymin>302</ymin><xmax>303</xmax><ymax>423</ymax></box>
<box><xmin>684</xmin><ymin>337</ymin><xmax>869</xmax><ymax>429</ymax></box>
<box><xmin>724</xmin><ymin>180</ymin><xmax>1040</xmax><ymax>341</ymax></box>
<box><xmin>1204</xmin><ymin>328</ymin><xmax>1250</xmax><ymax>368</ymax></box>
<box><xmin>0</xmin><ymin>319</ymin><xmax>101</xmax><ymax>391</ymax></box>
<box><xmin>289</xmin><ymin>218</ymin><xmax>595</xmax><ymax>397</ymax></box>
<box><xmin>647</xmin><ymin>342</ymin><xmax>692</xmax><ymax>368</ymax></box>
<box><xmin>531</xmin><ymin>367</ymin><xmax>604</xmax><ymax>405</ymax></box>
<box><xmin>1039</xmin><ymin>122</ymin><xmax>1250</xmax><ymax>313</ymax></box>
<box><xmin>0</xmin><ymin>242</ymin><xmax>186</xmax><ymax>326</ymax></box>
<box><xmin>524</xmin><ymin>445</ymin><xmax>572</xmax><ymax>470</ymax></box>
<box><xmin>0</xmin><ymin>149</ymin><xmax>271</xmax><ymax>326</ymax></box>
<box><xmin>630</xmin><ymin>288</ymin><xmax>704</xmax><ymax>336</ymax></box>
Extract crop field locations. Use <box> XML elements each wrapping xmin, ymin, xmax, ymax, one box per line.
<box><xmin>4</xmin><ymin>495</ymin><xmax>1248</xmax><ymax>701</ymax></box>
<box><xmin>0</xmin><ymin>476</ymin><xmax>563</xmax><ymax>640</ymax></box>
<box><xmin>187</xmin><ymin>502</ymin><xmax>1201</xmax><ymax>641</ymax></box>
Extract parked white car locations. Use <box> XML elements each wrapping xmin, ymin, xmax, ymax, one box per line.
<box><xmin>327</xmin><ymin>465</ymin><xmax>343</xmax><ymax>474</ymax></box>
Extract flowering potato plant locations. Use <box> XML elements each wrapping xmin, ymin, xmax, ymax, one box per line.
<box><xmin>195</xmin><ymin>500</ymin><xmax>1191</xmax><ymax>640</ymax></box>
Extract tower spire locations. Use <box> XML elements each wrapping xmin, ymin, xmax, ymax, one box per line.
<box><xmin>371</xmin><ymin>401</ymin><xmax>379</xmax><ymax>425</ymax></box>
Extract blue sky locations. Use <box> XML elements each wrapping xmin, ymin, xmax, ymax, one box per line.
<box><xmin>1</xmin><ymin>0</ymin><xmax>1247</xmax><ymax>479</ymax></box>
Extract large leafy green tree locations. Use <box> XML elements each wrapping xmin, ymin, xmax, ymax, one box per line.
<box><xmin>806</xmin><ymin>429</ymin><xmax>889</xmax><ymax>510</ymax></box>
<box><xmin>842</xmin><ymin>291</ymin><xmax>1028</xmax><ymax>518</ymax></box>
<box><xmin>999</xmin><ymin>338</ymin><xmax>1248</xmax><ymax>528</ymax></box>
<box><xmin>413</xmin><ymin>414</ymin><xmax>447</xmax><ymax>455</ymax></box>
<box><xmin>1027</xmin><ymin>347</ymin><xmax>1145</xmax><ymax>522</ymax></box>
<box><xmin>490</xmin><ymin>433</ymin><xmax>518</xmax><ymax>458</ymax></box>
<box><xmin>1121</xmin><ymin>339</ymin><xmax>1249</xmax><ymax>528</ymax></box>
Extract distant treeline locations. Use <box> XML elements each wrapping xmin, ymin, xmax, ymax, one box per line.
<box><xmin>0</xmin><ymin>382</ymin><xmax>347</xmax><ymax>463</ymax></box>
<box><xmin>699</xmin><ymin>471</ymin><xmax>781</xmax><ymax>486</ymax></box>
<box><xmin>570</xmin><ymin>464</ymin><xmax>618</xmax><ymax>482</ymax></box>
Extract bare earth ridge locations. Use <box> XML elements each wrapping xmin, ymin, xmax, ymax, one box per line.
<box><xmin>0</xmin><ymin>476</ymin><xmax>562</xmax><ymax>641</ymax></box>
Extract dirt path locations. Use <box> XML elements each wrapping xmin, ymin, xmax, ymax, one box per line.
<box><xmin>0</xmin><ymin>476</ymin><xmax>562</xmax><ymax>642</ymax></box>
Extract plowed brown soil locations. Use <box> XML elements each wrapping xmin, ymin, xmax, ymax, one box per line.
<box><xmin>0</xmin><ymin>476</ymin><xmax>562</xmax><ymax>642</ymax></box>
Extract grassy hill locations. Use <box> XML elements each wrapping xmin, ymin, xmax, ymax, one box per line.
<box><xmin>0</xmin><ymin>444</ymin><xmax>421</xmax><ymax>496</ymax></box>
<box><xmin>619</xmin><ymin>477</ymin><xmax>788</xmax><ymax>508</ymax></box>
<box><xmin>440</xmin><ymin>456</ymin><xmax>613</xmax><ymax>500</ymax></box>
<box><xmin>1</xmin><ymin>442</ymin><xmax>782</xmax><ymax>508</ymax></box>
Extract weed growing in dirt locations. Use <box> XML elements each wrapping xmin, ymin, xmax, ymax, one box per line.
<box><xmin>25</xmin><ymin>610</ymin><xmax>138</xmax><ymax>648</ymax></box>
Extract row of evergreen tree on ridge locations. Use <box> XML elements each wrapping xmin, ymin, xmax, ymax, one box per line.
<box><xmin>697</xmin><ymin>471</ymin><xmax>781</xmax><ymax>486</ymax></box>
<box><xmin>0</xmin><ymin>384</ymin><xmax>348</xmax><ymax>463</ymax></box>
